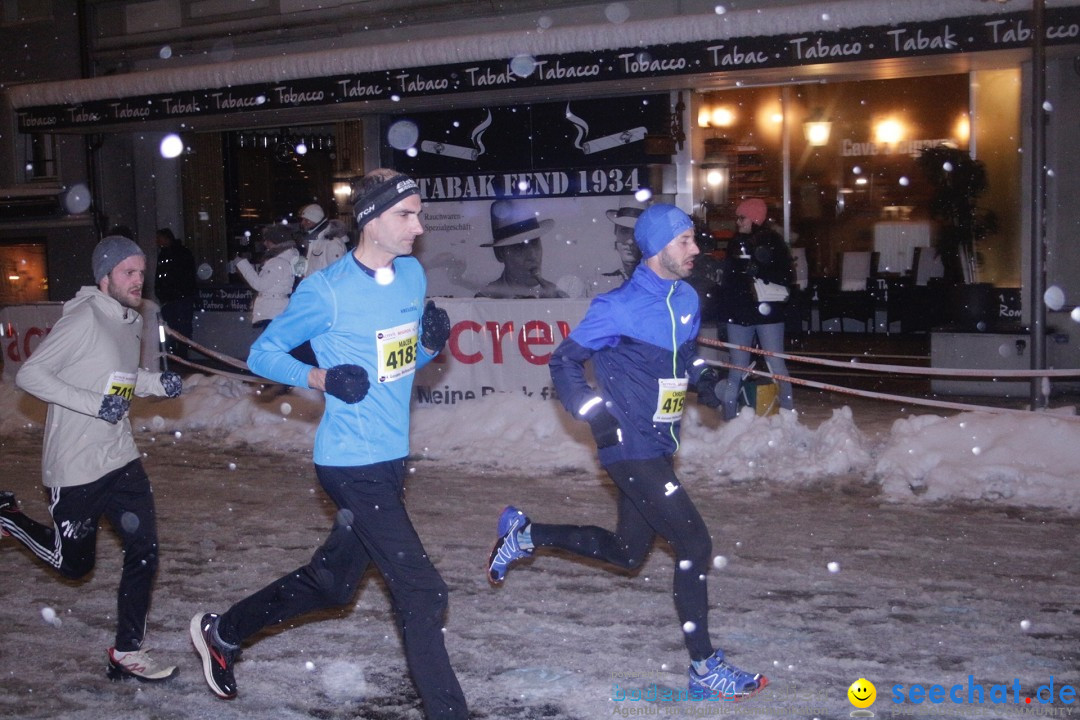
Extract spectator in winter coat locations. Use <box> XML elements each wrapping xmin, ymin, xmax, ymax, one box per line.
<box><xmin>154</xmin><ymin>227</ymin><xmax>197</xmax><ymax>358</ymax></box>
<box><xmin>233</xmin><ymin>224</ymin><xmax>300</xmax><ymax>328</ymax></box>
<box><xmin>298</xmin><ymin>203</ymin><xmax>348</xmax><ymax>276</ymax></box>
<box><xmin>716</xmin><ymin>198</ymin><xmax>796</xmax><ymax>420</ymax></box>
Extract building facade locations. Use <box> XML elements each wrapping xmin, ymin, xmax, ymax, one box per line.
<box><xmin>1</xmin><ymin>0</ymin><xmax>1078</xmax><ymax>368</ymax></box>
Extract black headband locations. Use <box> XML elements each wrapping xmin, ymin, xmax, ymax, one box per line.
<box><xmin>353</xmin><ymin>175</ymin><xmax>420</xmax><ymax>233</ymax></box>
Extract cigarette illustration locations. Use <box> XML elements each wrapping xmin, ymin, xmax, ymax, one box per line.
<box><xmin>420</xmin><ymin>110</ymin><xmax>492</xmax><ymax>162</ymax></box>
<box><xmin>420</xmin><ymin>141</ymin><xmax>478</xmax><ymax>160</ymax></box>
<box><xmin>583</xmin><ymin>127</ymin><xmax>646</xmax><ymax>154</ymax></box>
<box><xmin>566</xmin><ymin>103</ymin><xmax>646</xmax><ymax>155</ymax></box>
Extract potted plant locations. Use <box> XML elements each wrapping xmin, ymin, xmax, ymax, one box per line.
<box><xmin>916</xmin><ymin>145</ymin><xmax>999</xmax><ymax>328</ymax></box>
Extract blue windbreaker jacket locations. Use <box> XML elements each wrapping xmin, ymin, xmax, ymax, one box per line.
<box><xmin>549</xmin><ymin>263</ymin><xmax>709</xmax><ymax>466</ymax></box>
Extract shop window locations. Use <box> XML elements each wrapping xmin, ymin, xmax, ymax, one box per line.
<box><xmin>20</xmin><ymin>133</ymin><xmax>59</xmax><ymax>182</ymax></box>
<box><xmin>0</xmin><ymin>241</ymin><xmax>48</xmax><ymax>304</ymax></box>
<box><xmin>696</xmin><ymin>74</ymin><xmax>1019</xmax><ymax>285</ymax></box>
<box><xmin>222</xmin><ymin>126</ymin><xmax>336</xmax><ymax>261</ymax></box>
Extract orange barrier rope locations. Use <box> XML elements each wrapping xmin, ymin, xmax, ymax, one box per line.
<box><xmin>708</xmin><ymin>359</ymin><xmax>1080</xmax><ymax>420</ymax></box>
<box><xmin>165</xmin><ymin>354</ymin><xmax>284</xmax><ymax>385</ymax></box>
<box><xmin>698</xmin><ymin>337</ymin><xmax>1080</xmax><ymax>378</ymax></box>
<box><xmin>164</xmin><ymin>327</ymin><xmax>250</xmax><ymax>372</ymax></box>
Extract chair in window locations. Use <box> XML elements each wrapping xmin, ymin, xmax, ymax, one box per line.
<box><xmin>784</xmin><ymin>248</ymin><xmax>812</xmax><ymax>335</ymax></box>
<box><xmin>817</xmin><ymin>252</ymin><xmax>876</xmax><ymax>332</ymax></box>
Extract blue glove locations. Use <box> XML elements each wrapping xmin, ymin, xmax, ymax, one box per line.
<box><xmin>420</xmin><ymin>301</ymin><xmax>451</xmax><ymax>353</ymax></box>
<box><xmin>98</xmin><ymin>394</ymin><xmax>130</xmax><ymax>424</ymax></box>
<box><xmin>324</xmin><ymin>364</ymin><xmax>369</xmax><ymax>404</ymax></box>
<box><xmin>161</xmin><ymin>372</ymin><xmax>183</xmax><ymax>398</ymax></box>
<box><xmin>695</xmin><ymin>367</ymin><xmax>722</xmax><ymax>409</ymax></box>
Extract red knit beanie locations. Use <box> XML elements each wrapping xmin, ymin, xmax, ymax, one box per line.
<box><xmin>735</xmin><ymin>198</ymin><xmax>768</xmax><ymax>225</ymax></box>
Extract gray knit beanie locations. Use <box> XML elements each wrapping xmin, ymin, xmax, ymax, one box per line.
<box><xmin>92</xmin><ymin>235</ymin><xmax>145</xmax><ymax>283</ymax></box>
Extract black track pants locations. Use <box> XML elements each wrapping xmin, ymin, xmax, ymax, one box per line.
<box><xmin>0</xmin><ymin>460</ymin><xmax>160</xmax><ymax>651</ymax></box>
<box><xmin>530</xmin><ymin>456</ymin><xmax>715</xmax><ymax>660</ymax></box>
<box><xmin>217</xmin><ymin>460</ymin><xmax>467</xmax><ymax>720</ymax></box>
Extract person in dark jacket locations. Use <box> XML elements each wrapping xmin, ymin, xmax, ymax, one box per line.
<box><xmin>486</xmin><ymin>204</ymin><xmax>767</xmax><ymax>703</ymax></box>
<box><xmin>154</xmin><ymin>227</ymin><xmax>197</xmax><ymax>359</ymax></box>
<box><xmin>717</xmin><ymin>198</ymin><xmax>796</xmax><ymax>420</ymax></box>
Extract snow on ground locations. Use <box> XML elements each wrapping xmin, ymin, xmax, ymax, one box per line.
<box><xmin>4</xmin><ymin>373</ymin><xmax>1078</xmax><ymax>510</ymax></box>
<box><xmin>1</xmin><ymin>376</ymin><xmax>1079</xmax><ymax>719</ymax></box>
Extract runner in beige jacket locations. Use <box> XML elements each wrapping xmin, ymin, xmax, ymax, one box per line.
<box><xmin>1</xmin><ymin>235</ymin><xmax>184</xmax><ymax>683</ymax></box>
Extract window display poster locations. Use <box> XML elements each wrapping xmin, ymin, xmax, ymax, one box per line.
<box><xmin>417</xmin><ymin>194</ymin><xmax>645</xmax><ymax>299</ymax></box>
<box><xmin>390</xmin><ymin>97</ymin><xmax>673</xmax><ymax>299</ymax></box>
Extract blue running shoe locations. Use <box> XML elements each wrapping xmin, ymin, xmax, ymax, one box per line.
<box><xmin>688</xmin><ymin>649</ymin><xmax>767</xmax><ymax>701</ymax></box>
<box><xmin>487</xmin><ymin>506</ymin><xmax>532</xmax><ymax>585</ymax></box>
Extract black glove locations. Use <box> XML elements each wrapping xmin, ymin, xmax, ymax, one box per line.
<box><xmin>160</xmin><ymin>371</ymin><xmax>183</xmax><ymax>398</ymax></box>
<box><xmin>582</xmin><ymin>402</ymin><xmax>622</xmax><ymax>449</ymax></box>
<box><xmin>98</xmin><ymin>394</ymin><xmax>130</xmax><ymax>424</ymax></box>
<box><xmin>324</xmin><ymin>364</ymin><xmax>369</xmax><ymax>404</ymax></box>
<box><xmin>695</xmin><ymin>367</ymin><xmax>722</xmax><ymax>409</ymax></box>
<box><xmin>420</xmin><ymin>301</ymin><xmax>451</xmax><ymax>353</ymax></box>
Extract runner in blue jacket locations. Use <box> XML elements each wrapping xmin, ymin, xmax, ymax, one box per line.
<box><xmin>487</xmin><ymin>204</ymin><xmax>767</xmax><ymax>702</ymax></box>
<box><xmin>189</xmin><ymin>169</ymin><xmax>467</xmax><ymax>720</ymax></box>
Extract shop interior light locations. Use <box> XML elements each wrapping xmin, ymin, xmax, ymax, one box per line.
<box><xmin>697</xmin><ymin>103</ymin><xmax>737</xmax><ymax>128</ymax></box>
<box><xmin>954</xmin><ymin>113</ymin><xmax>971</xmax><ymax>144</ymax></box>
<box><xmin>874</xmin><ymin>118</ymin><xmax>905</xmax><ymax>145</ymax></box>
<box><xmin>803</xmin><ymin>108</ymin><xmax>832</xmax><ymax>146</ymax></box>
<box><xmin>333</xmin><ymin>181</ymin><xmax>352</xmax><ymax>199</ymax></box>
<box><xmin>699</xmin><ymin>138</ymin><xmax>731</xmax><ymax>210</ymax></box>
<box><xmin>710</xmin><ymin>107</ymin><xmax>736</xmax><ymax>127</ymax></box>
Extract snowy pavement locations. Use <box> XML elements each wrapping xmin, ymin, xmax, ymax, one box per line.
<box><xmin>1</xmin><ymin>404</ymin><xmax>1078</xmax><ymax>720</ymax></box>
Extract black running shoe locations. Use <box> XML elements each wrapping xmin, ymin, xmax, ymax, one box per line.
<box><xmin>0</xmin><ymin>491</ymin><xmax>18</xmax><ymax>537</ymax></box>
<box><xmin>189</xmin><ymin>612</ymin><xmax>239</xmax><ymax>699</ymax></box>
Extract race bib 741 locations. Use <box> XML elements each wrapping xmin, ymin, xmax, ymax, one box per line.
<box><xmin>105</xmin><ymin>371</ymin><xmax>136</xmax><ymax>400</ymax></box>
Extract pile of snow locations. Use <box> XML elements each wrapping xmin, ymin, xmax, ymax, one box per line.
<box><xmin>2</xmin><ymin>374</ymin><xmax>1078</xmax><ymax>512</ymax></box>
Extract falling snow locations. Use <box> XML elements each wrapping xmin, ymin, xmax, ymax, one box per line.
<box><xmin>1</xmin><ymin>377</ymin><xmax>1078</xmax><ymax>718</ymax></box>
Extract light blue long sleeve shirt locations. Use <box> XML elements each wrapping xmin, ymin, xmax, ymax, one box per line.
<box><xmin>248</xmin><ymin>254</ymin><xmax>436</xmax><ymax>466</ymax></box>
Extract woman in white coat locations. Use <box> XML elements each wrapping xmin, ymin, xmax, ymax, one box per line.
<box><xmin>234</xmin><ymin>225</ymin><xmax>301</xmax><ymax>329</ymax></box>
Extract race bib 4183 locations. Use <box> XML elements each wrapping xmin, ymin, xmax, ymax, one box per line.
<box><xmin>376</xmin><ymin>322</ymin><xmax>418</xmax><ymax>383</ymax></box>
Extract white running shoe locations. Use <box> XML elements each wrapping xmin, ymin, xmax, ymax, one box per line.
<box><xmin>107</xmin><ymin>647</ymin><xmax>178</xmax><ymax>682</ymax></box>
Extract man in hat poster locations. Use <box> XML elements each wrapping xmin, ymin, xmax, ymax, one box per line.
<box><xmin>593</xmin><ymin>196</ymin><xmax>647</xmax><ymax>294</ymax></box>
<box><xmin>1</xmin><ymin>234</ymin><xmax>184</xmax><ymax>683</ymax></box>
<box><xmin>475</xmin><ymin>198</ymin><xmax>567</xmax><ymax>299</ymax></box>
<box><xmin>189</xmin><ymin>169</ymin><xmax>467</xmax><ymax>720</ymax></box>
<box><xmin>486</xmin><ymin>204</ymin><xmax>768</xmax><ymax>703</ymax></box>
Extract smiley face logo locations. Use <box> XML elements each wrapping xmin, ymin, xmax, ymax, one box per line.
<box><xmin>848</xmin><ymin>678</ymin><xmax>877</xmax><ymax>708</ymax></box>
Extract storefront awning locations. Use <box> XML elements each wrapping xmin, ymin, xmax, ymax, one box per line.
<box><xmin>7</xmin><ymin>0</ymin><xmax>1079</xmax><ymax>132</ymax></box>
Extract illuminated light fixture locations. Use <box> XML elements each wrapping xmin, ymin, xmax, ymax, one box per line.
<box><xmin>803</xmin><ymin>109</ymin><xmax>832</xmax><ymax>147</ymax></box>
<box><xmin>710</xmin><ymin>107</ymin><xmax>736</xmax><ymax>127</ymax></box>
<box><xmin>697</xmin><ymin>106</ymin><xmax>712</xmax><ymax>128</ymax></box>
<box><xmin>699</xmin><ymin>138</ymin><xmax>732</xmax><ymax>210</ymax></box>
<box><xmin>697</xmin><ymin>103</ymin><xmax>736</xmax><ymax>128</ymax></box>
<box><xmin>333</xmin><ymin>181</ymin><xmax>353</xmax><ymax>200</ymax></box>
<box><xmin>954</xmin><ymin>113</ymin><xmax>971</xmax><ymax>145</ymax></box>
<box><xmin>874</xmin><ymin>118</ymin><xmax>905</xmax><ymax>145</ymax></box>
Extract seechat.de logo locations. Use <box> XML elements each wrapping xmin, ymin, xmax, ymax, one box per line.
<box><xmin>848</xmin><ymin>678</ymin><xmax>877</xmax><ymax>717</ymax></box>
